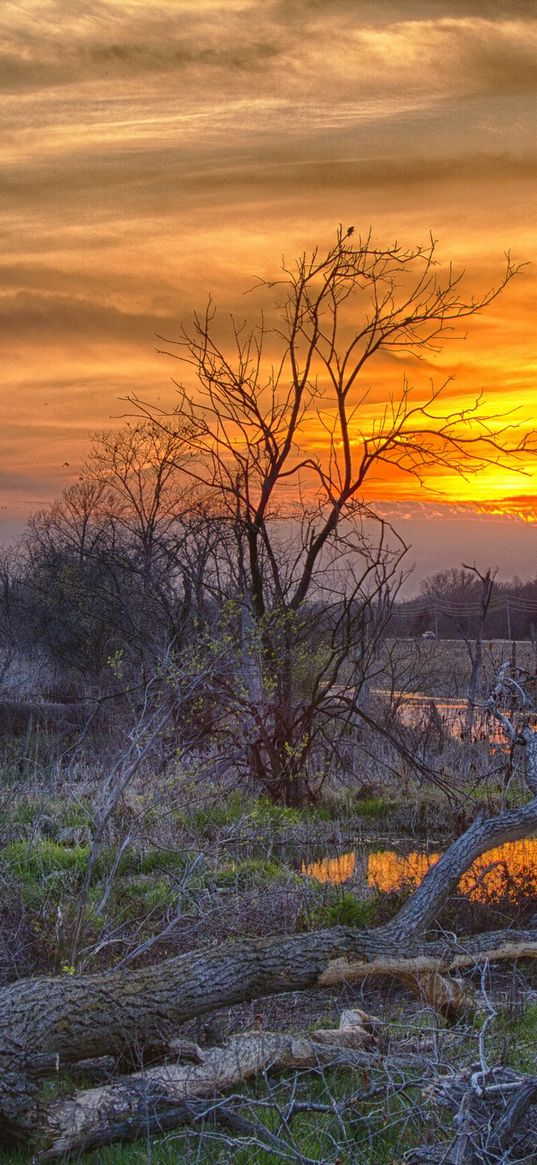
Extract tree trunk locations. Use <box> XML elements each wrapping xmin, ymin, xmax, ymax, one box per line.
<box><xmin>463</xmin><ymin>567</ymin><xmax>494</xmax><ymax>739</ymax></box>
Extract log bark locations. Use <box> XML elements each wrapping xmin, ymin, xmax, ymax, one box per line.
<box><xmin>1</xmin><ymin>796</ymin><xmax>537</xmax><ymax>1149</ymax></box>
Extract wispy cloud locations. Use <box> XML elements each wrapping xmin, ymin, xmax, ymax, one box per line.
<box><xmin>1</xmin><ymin>0</ymin><xmax>535</xmax><ymax>548</ymax></box>
<box><xmin>372</xmin><ymin>497</ymin><xmax>537</xmax><ymax>524</ymax></box>
<box><xmin>2</xmin><ymin>3</ymin><xmax>536</xmax><ymax>101</ymax></box>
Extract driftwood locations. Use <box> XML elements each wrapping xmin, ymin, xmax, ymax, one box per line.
<box><xmin>35</xmin><ymin>1014</ymin><xmax>383</xmax><ymax>1160</ymax></box>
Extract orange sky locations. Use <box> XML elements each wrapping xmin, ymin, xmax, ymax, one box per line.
<box><xmin>2</xmin><ymin>1</ymin><xmax>536</xmax><ymax>580</ymax></box>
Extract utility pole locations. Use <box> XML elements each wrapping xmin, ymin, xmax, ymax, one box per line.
<box><xmin>506</xmin><ymin>596</ymin><xmax>512</xmax><ymax>642</ymax></box>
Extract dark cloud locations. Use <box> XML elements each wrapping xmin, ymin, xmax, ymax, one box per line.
<box><xmin>2</xmin><ymin>3</ymin><xmax>536</xmax><ymax>101</ymax></box>
<box><xmin>0</xmin><ymin>290</ymin><xmax>173</xmax><ymax>347</ymax></box>
<box><xmin>0</xmin><ymin>37</ymin><xmax>282</xmax><ymax>94</ymax></box>
<box><xmin>0</xmin><ymin>1</ymin><xmax>285</xmax><ymax>94</ymax></box>
<box><xmin>449</xmin><ymin>21</ymin><xmax>537</xmax><ymax>97</ymax></box>
<box><xmin>271</xmin><ymin>0</ymin><xmax>535</xmax><ymax>18</ymax></box>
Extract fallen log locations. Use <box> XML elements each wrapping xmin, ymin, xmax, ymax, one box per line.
<box><xmin>1</xmin><ymin>795</ymin><xmax>537</xmax><ymax>1150</ymax></box>
<box><xmin>35</xmin><ymin>1021</ymin><xmax>381</xmax><ymax>1160</ymax></box>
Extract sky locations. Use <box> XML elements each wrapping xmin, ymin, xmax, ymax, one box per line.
<box><xmin>1</xmin><ymin>0</ymin><xmax>536</xmax><ymax>587</ymax></box>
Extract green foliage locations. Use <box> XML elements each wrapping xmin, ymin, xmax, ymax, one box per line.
<box><xmin>500</xmin><ymin>1000</ymin><xmax>537</xmax><ymax>1073</ymax></box>
<box><xmin>0</xmin><ymin>1063</ymin><xmax>425</xmax><ymax>1164</ymax></box>
<box><xmin>4</xmin><ymin>798</ymin><xmax>41</xmax><ymax>825</ymax></box>
<box><xmin>0</xmin><ymin>838</ymin><xmax>90</xmax><ymax>911</ymax></box>
<box><xmin>0</xmin><ymin>763</ymin><xmax>27</xmax><ymax>788</ymax></box>
<box><xmin>0</xmin><ymin>795</ymin><xmax>93</xmax><ymax>833</ymax></box>
<box><xmin>1</xmin><ymin>839</ymin><xmax>90</xmax><ymax>884</ymax></box>
<box><xmin>178</xmin><ymin>789</ymin><xmax>246</xmax><ymax>831</ymax></box>
<box><xmin>305</xmin><ymin>800</ymin><xmax>341</xmax><ymax>822</ymax></box>
<box><xmin>179</xmin><ymin>792</ymin><xmax>328</xmax><ymax>834</ymax></box>
<box><xmin>91</xmin><ymin>845</ymin><xmax>192</xmax><ymax>880</ymax></box>
<box><xmin>354</xmin><ymin>794</ymin><xmax>395</xmax><ymax>819</ymax></box>
<box><xmin>214</xmin><ymin>857</ymin><xmax>288</xmax><ymax>889</ymax></box>
<box><xmin>0</xmin><ymin>837</ymin><xmax>190</xmax><ymax>903</ymax></box>
<box><xmin>251</xmin><ymin>797</ymin><xmax>302</xmax><ymax>828</ymax></box>
<box><xmin>57</xmin><ymin>800</ymin><xmax>93</xmax><ymax>829</ymax></box>
<box><xmin>299</xmin><ymin>887</ymin><xmax>378</xmax><ymax>931</ymax></box>
<box><xmin>100</xmin><ymin>874</ymin><xmax>177</xmax><ymax>922</ymax></box>
<box><xmin>124</xmin><ymin>848</ymin><xmax>191</xmax><ymax>877</ymax></box>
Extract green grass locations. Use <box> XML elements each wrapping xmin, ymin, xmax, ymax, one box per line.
<box><xmin>500</xmin><ymin>1000</ymin><xmax>537</xmax><ymax>1073</ymax></box>
<box><xmin>0</xmin><ymin>1064</ymin><xmax>430</xmax><ymax>1165</ymax></box>
<box><xmin>99</xmin><ymin>873</ymin><xmax>178</xmax><ymax>921</ymax></box>
<box><xmin>214</xmin><ymin>856</ymin><xmax>290</xmax><ymax>889</ymax></box>
<box><xmin>0</xmin><ymin>794</ymin><xmax>94</xmax><ymax>832</ymax></box>
<box><xmin>1</xmin><ymin>839</ymin><xmax>192</xmax><ymax>883</ymax></box>
<box><xmin>175</xmin><ymin>791</ymin><xmax>344</xmax><ymax>836</ymax></box>
<box><xmin>117</xmin><ymin>846</ymin><xmax>194</xmax><ymax>877</ymax></box>
<box><xmin>0</xmin><ymin>837</ymin><xmax>196</xmax><ymax>925</ymax></box>
<box><xmin>353</xmin><ymin>794</ymin><xmax>395</xmax><ymax>820</ymax></box>
<box><xmin>177</xmin><ymin>789</ymin><xmax>247</xmax><ymax>831</ymax></box>
<box><xmin>251</xmin><ymin>796</ymin><xmax>303</xmax><ymax>828</ymax></box>
<box><xmin>299</xmin><ymin>886</ymin><xmax>379</xmax><ymax>930</ymax></box>
<box><xmin>1</xmin><ymin>838</ymin><xmax>90</xmax><ymax>883</ymax></box>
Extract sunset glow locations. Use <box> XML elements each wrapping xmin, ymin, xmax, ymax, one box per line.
<box><xmin>2</xmin><ymin>1</ymin><xmax>536</xmax><ymax>576</ymax></box>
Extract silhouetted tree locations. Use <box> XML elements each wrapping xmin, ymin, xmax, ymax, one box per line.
<box><xmin>127</xmin><ymin>227</ymin><xmax>527</xmax><ymax>804</ymax></box>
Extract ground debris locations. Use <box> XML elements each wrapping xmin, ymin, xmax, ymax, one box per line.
<box><xmin>408</xmin><ymin>1065</ymin><xmax>537</xmax><ymax>1165</ymax></box>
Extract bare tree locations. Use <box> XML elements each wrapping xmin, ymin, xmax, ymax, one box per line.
<box><xmin>128</xmin><ymin>227</ymin><xmax>528</xmax><ymax>804</ymax></box>
<box><xmin>20</xmin><ymin>425</ymin><xmax>212</xmax><ymax>685</ymax></box>
<box><xmin>420</xmin><ymin>565</ymin><xmax>497</xmax><ymax>738</ymax></box>
<box><xmin>21</xmin><ymin>481</ymin><xmax>118</xmax><ymax>682</ymax></box>
<box><xmin>85</xmin><ymin>421</ymin><xmax>193</xmax><ymax>597</ymax></box>
<box><xmin>462</xmin><ymin>565</ymin><xmax>496</xmax><ymax>738</ymax></box>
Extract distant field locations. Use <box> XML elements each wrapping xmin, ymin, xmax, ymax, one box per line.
<box><xmin>377</xmin><ymin>638</ymin><xmax>536</xmax><ymax>699</ymax></box>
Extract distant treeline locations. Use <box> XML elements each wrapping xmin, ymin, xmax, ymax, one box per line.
<box><xmin>389</xmin><ymin>568</ymin><xmax>537</xmax><ymax>642</ymax></box>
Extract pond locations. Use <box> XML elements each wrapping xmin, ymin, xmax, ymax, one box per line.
<box><xmin>302</xmin><ymin>838</ymin><xmax>537</xmax><ymax>902</ymax></box>
<box><xmin>388</xmin><ymin>691</ymin><xmax>503</xmax><ymax>743</ymax></box>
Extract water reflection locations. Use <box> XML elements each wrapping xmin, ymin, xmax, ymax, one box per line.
<box><xmin>304</xmin><ymin>852</ymin><xmax>358</xmax><ymax>884</ymax></box>
<box><xmin>303</xmin><ymin>839</ymin><xmax>537</xmax><ymax>901</ymax></box>
<box><xmin>394</xmin><ymin>695</ymin><xmax>499</xmax><ymax>743</ymax></box>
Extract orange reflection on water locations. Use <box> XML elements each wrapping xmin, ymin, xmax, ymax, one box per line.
<box><xmin>458</xmin><ymin>840</ymin><xmax>537</xmax><ymax>900</ymax></box>
<box><xmin>304</xmin><ymin>840</ymin><xmax>537</xmax><ymax>902</ymax></box>
<box><xmin>367</xmin><ymin>849</ymin><xmax>440</xmax><ymax>892</ymax></box>
<box><xmin>302</xmin><ymin>852</ymin><xmax>356</xmax><ymax>884</ymax></box>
